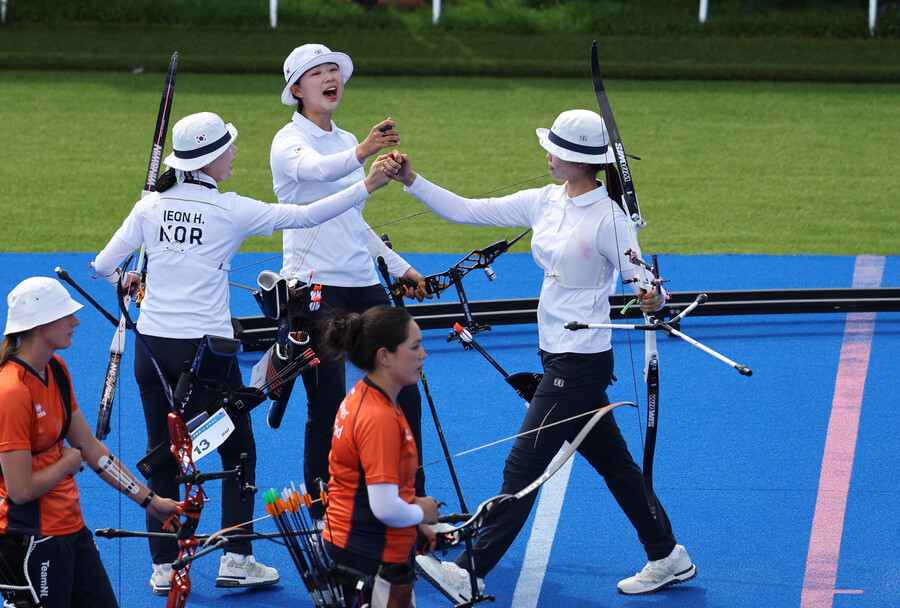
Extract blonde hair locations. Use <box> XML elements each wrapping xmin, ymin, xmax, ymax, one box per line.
<box><xmin>0</xmin><ymin>334</ymin><xmax>23</xmax><ymax>367</ymax></box>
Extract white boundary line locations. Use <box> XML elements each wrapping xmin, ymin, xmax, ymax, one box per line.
<box><xmin>512</xmin><ymin>448</ymin><xmax>573</xmax><ymax>607</ymax></box>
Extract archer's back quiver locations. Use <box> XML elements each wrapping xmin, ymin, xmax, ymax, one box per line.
<box><xmin>265</xmin><ymin>331</ymin><xmax>312</xmax><ymax>429</ymax></box>
<box><xmin>255</xmin><ymin>270</ymin><xmax>320</xmax><ymax>430</ymax></box>
<box><xmin>137</xmin><ymin>334</ymin><xmax>250</xmax><ymax>479</ymax></box>
<box><xmin>172</xmin><ymin>334</ymin><xmax>241</xmax><ymax>413</ymax></box>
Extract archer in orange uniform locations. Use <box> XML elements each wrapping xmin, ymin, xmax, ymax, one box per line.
<box><xmin>0</xmin><ymin>277</ymin><xmax>180</xmax><ymax>608</ymax></box>
<box><xmin>320</xmin><ymin>306</ymin><xmax>439</xmax><ymax>608</ymax></box>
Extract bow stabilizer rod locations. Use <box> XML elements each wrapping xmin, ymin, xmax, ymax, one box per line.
<box><xmin>54</xmin><ymin>267</ymin><xmax>119</xmax><ymax>327</ymax></box>
<box><xmin>565</xmin><ymin>290</ymin><xmax>753</xmax><ymax>377</ymax></box>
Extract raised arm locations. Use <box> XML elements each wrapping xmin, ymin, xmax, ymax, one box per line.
<box><xmin>275</xmin><ymin>153</ymin><xmax>396</xmax><ymax>230</ymax></box>
<box><xmin>386</xmin><ymin>151</ymin><xmax>536</xmax><ymax>228</ymax></box>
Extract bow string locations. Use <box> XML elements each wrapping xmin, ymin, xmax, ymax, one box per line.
<box><xmin>590</xmin><ymin>40</ymin><xmax>668</xmax><ymax>525</ymax></box>
<box><xmin>438</xmin><ymin>401</ymin><xmax>634</xmax><ymax>542</ymax></box>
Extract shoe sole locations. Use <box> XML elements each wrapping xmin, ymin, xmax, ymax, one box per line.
<box><xmin>414</xmin><ymin>560</ymin><xmax>469</xmax><ymax>605</ymax></box>
<box><xmin>149</xmin><ymin>583</ymin><xmax>170</xmax><ymax>597</ymax></box>
<box><xmin>617</xmin><ymin>565</ymin><xmax>697</xmax><ymax>596</ymax></box>
<box><xmin>215</xmin><ymin>576</ymin><xmax>280</xmax><ymax>588</ymax></box>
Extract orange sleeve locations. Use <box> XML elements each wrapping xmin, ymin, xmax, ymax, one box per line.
<box><xmin>0</xmin><ymin>372</ymin><xmax>35</xmax><ymax>453</ymax></box>
<box><xmin>354</xmin><ymin>407</ymin><xmax>403</xmax><ymax>486</ymax></box>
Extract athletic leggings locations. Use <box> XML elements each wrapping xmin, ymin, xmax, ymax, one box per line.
<box><xmin>0</xmin><ymin>527</ymin><xmax>117</xmax><ymax>608</ymax></box>
<box><xmin>454</xmin><ymin>350</ymin><xmax>678</xmax><ymax>578</ymax></box>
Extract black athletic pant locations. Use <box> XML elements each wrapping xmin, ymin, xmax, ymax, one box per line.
<box><xmin>288</xmin><ymin>283</ymin><xmax>424</xmax><ymax>519</ymax></box>
<box><xmin>0</xmin><ymin>527</ymin><xmax>117</xmax><ymax>608</ymax></box>
<box><xmin>324</xmin><ymin>540</ymin><xmax>417</xmax><ymax>608</ymax></box>
<box><xmin>454</xmin><ymin>350</ymin><xmax>677</xmax><ymax>578</ymax></box>
<box><xmin>135</xmin><ymin>335</ymin><xmax>256</xmax><ymax>563</ymax></box>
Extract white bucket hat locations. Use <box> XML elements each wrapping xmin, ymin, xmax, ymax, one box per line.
<box><xmin>4</xmin><ymin>277</ymin><xmax>83</xmax><ymax>335</ymax></box>
<box><xmin>536</xmin><ymin>109</ymin><xmax>616</xmax><ymax>164</ymax></box>
<box><xmin>281</xmin><ymin>43</ymin><xmax>354</xmax><ymax>106</ymax></box>
<box><xmin>163</xmin><ymin>112</ymin><xmax>238</xmax><ymax>172</ymax></box>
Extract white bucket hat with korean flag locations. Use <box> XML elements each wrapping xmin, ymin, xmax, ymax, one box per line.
<box><xmin>281</xmin><ymin>43</ymin><xmax>354</xmax><ymax>106</ymax></box>
<box><xmin>4</xmin><ymin>277</ymin><xmax>83</xmax><ymax>335</ymax></box>
<box><xmin>163</xmin><ymin>112</ymin><xmax>238</xmax><ymax>172</ymax></box>
<box><xmin>536</xmin><ymin>109</ymin><xmax>616</xmax><ymax>164</ymax></box>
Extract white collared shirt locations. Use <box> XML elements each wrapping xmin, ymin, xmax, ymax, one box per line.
<box><xmin>406</xmin><ymin>176</ymin><xmax>642</xmax><ymax>354</ymax></box>
<box><xmin>270</xmin><ymin>112</ymin><xmax>410</xmax><ymax>285</ymax></box>
<box><xmin>93</xmin><ymin>172</ymin><xmax>372</xmax><ymax>339</ymax></box>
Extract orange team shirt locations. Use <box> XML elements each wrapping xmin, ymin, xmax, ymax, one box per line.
<box><xmin>324</xmin><ymin>377</ymin><xmax>419</xmax><ymax>564</ymax></box>
<box><xmin>0</xmin><ymin>356</ymin><xmax>83</xmax><ymax>536</ymax></box>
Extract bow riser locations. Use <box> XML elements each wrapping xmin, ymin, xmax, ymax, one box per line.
<box><xmin>624</xmin><ymin>219</ymin><xmax>661</xmax><ymax>382</ymax></box>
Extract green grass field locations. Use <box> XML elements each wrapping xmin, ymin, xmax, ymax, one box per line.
<box><xmin>1</xmin><ymin>70</ymin><xmax>897</xmax><ymax>256</ymax></box>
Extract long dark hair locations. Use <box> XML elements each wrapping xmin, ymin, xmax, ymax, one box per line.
<box><xmin>155</xmin><ymin>167</ymin><xmax>178</xmax><ymax>192</ymax></box>
<box><xmin>603</xmin><ymin>164</ymin><xmax>627</xmax><ymax>213</ymax></box>
<box><xmin>323</xmin><ymin>306</ymin><xmax>413</xmax><ymax>373</ymax></box>
<box><xmin>156</xmin><ymin>167</ymin><xmax>203</xmax><ymax>193</ymax></box>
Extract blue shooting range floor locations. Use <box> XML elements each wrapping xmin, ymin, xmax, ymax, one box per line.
<box><xmin>1</xmin><ymin>252</ymin><xmax>898</xmax><ymax>608</ymax></box>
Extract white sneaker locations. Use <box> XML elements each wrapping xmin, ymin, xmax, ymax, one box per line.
<box><xmin>415</xmin><ymin>554</ymin><xmax>484</xmax><ymax>604</ymax></box>
<box><xmin>149</xmin><ymin>563</ymin><xmax>173</xmax><ymax>596</ymax></box>
<box><xmin>617</xmin><ymin>544</ymin><xmax>697</xmax><ymax>595</ymax></box>
<box><xmin>215</xmin><ymin>554</ymin><xmax>280</xmax><ymax>588</ymax></box>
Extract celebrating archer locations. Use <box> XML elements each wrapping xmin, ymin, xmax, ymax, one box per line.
<box><xmin>385</xmin><ymin>109</ymin><xmax>696</xmax><ymax>599</ymax></box>
<box><xmin>91</xmin><ymin>111</ymin><xmax>395</xmax><ymax>597</ymax></box>
<box><xmin>271</xmin><ymin>43</ymin><xmax>432</xmax><ymax>522</ymax></box>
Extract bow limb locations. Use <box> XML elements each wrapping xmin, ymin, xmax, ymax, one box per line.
<box><xmin>590</xmin><ymin>41</ymin><xmax>665</xmax><ymax>524</ymax></box>
<box><xmin>448</xmin><ymin>401</ymin><xmax>634</xmax><ymax>539</ymax></box>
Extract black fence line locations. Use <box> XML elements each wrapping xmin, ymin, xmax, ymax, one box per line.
<box><xmin>232</xmin><ymin>288</ymin><xmax>900</xmax><ymax>352</ymax></box>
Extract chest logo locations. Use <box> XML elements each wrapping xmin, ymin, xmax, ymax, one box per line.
<box><xmin>35</xmin><ymin>403</ymin><xmax>47</xmax><ymax>419</ymax></box>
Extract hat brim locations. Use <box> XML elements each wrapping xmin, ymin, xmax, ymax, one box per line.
<box><xmin>163</xmin><ymin>123</ymin><xmax>238</xmax><ymax>172</ymax></box>
<box><xmin>536</xmin><ymin>127</ymin><xmax>616</xmax><ymax>164</ymax></box>
<box><xmin>4</xmin><ymin>299</ymin><xmax>83</xmax><ymax>335</ymax></box>
<box><xmin>281</xmin><ymin>52</ymin><xmax>354</xmax><ymax>106</ymax></box>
